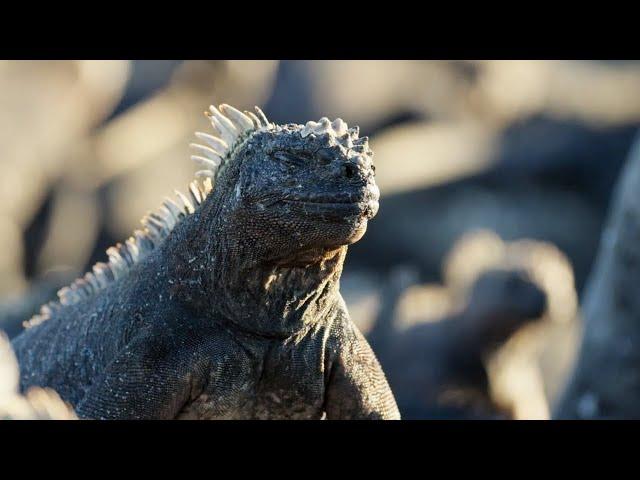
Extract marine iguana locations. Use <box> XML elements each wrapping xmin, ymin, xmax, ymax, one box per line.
<box><xmin>369</xmin><ymin>267</ymin><xmax>546</xmax><ymax>419</ymax></box>
<box><xmin>11</xmin><ymin>104</ymin><xmax>399</xmax><ymax>420</ymax></box>
<box><xmin>555</xmin><ymin>133</ymin><xmax>640</xmax><ymax>419</ymax></box>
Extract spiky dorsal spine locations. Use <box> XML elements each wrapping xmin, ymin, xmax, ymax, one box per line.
<box><xmin>25</xmin><ymin>105</ymin><xmax>272</xmax><ymax>328</ymax></box>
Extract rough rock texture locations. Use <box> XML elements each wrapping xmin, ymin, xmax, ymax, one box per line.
<box><xmin>11</xmin><ymin>105</ymin><xmax>399</xmax><ymax>420</ymax></box>
<box><xmin>555</xmin><ymin>133</ymin><xmax>640</xmax><ymax>419</ymax></box>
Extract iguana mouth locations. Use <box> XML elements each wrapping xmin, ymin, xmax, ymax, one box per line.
<box><xmin>281</xmin><ymin>183</ymin><xmax>380</xmax><ymax>206</ymax></box>
<box><xmin>281</xmin><ymin>198</ymin><xmax>379</xmax><ymax>219</ymax></box>
<box><xmin>283</xmin><ymin>198</ymin><xmax>366</xmax><ymax>205</ymax></box>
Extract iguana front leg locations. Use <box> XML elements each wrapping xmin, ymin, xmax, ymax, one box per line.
<box><xmin>324</xmin><ymin>324</ymin><xmax>400</xmax><ymax>420</ymax></box>
<box><xmin>75</xmin><ymin>332</ymin><xmax>212</xmax><ymax>420</ymax></box>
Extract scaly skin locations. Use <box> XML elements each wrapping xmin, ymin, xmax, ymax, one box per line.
<box><xmin>11</xmin><ymin>110</ymin><xmax>400</xmax><ymax>419</ymax></box>
<box><xmin>0</xmin><ymin>333</ymin><xmax>76</xmax><ymax>420</ymax></box>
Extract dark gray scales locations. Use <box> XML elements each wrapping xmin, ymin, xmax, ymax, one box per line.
<box><xmin>11</xmin><ymin>105</ymin><xmax>400</xmax><ymax>420</ymax></box>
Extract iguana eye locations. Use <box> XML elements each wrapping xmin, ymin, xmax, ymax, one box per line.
<box><xmin>273</xmin><ymin>151</ymin><xmax>306</xmax><ymax>167</ymax></box>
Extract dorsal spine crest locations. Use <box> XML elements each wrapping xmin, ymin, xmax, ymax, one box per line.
<box><xmin>24</xmin><ymin>104</ymin><xmax>358</xmax><ymax>329</ymax></box>
<box><xmin>25</xmin><ymin>105</ymin><xmax>270</xmax><ymax>328</ymax></box>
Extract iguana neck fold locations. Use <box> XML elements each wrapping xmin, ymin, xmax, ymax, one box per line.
<box><xmin>163</xmin><ymin>191</ymin><xmax>346</xmax><ymax>338</ymax></box>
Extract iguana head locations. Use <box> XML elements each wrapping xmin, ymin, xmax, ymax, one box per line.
<box><xmin>193</xmin><ymin>105</ymin><xmax>379</xmax><ymax>266</ymax></box>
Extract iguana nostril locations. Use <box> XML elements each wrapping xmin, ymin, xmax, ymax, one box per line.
<box><xmin>344</xmin><ymin>163</ymin><xmax>356</xmax><ymax>178</ymax></box>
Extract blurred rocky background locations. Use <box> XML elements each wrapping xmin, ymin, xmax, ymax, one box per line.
<box><xmin>1</xmin><ymin>60</ymin><xmax>640</xmax><ymax>419</ymax></box>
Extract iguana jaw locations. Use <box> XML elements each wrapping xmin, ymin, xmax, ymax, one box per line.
<box><xmin>279</xmin><ymin>180</ymin><xmax>380</xmax><ymax>220</ymax></box>
<box><xmin>280</xmin><ymin>184</ymin><xmax>379</xmax><ymax>247</ymax></box>
<box><xmin>279</xmin><ymin>194</ymin><xmax>379</xmax><ymax>222</ymax></box>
